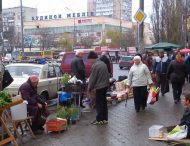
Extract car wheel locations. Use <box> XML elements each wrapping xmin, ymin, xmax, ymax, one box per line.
<box><xmin>41</xmin><ymin>91</ymin><xmax>49</xmax><ymax>101</ymax></box>
<box><xmin>120</xmin><ymin>66</ymin><xmax>123</xmax><ymax>69</ymax></box>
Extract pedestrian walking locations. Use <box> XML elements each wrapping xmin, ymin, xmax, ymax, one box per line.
<box><xmin>127</xmin><ymin>55</ymin><xmax>153</xmax><ymax>112</ymax></box>
<box><xmin>87</xmin><ymin>51</ymin><xmax>110</xmax><ymax>125</ymax></box>
<box><xmin>153</xmin><ymin>49</ymin><xmax>170</xmax><ymax>96</ymax></box>
<box><xmin>167</xmin><ymin>52</ymin><xmax>187</xmax><ymax>104</ymax></box>
<box><xmin>185</xmin><ymin>54</ymin><xmax>190</xmax><ymax>82</ymax></box>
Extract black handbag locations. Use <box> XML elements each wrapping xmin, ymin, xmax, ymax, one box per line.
<box><xmin>35</xmin><ymin>95</ymin><xmax>47</xmax><ymax>105</ymax></box>
<box><xmin>2</xmin><ymin>69</ymin><xmax>14</xmax><ymax>89</ymax></box>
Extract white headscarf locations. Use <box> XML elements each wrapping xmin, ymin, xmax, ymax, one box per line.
<box><xmin>133</xmin><ymin>55</ymin><xmax>141</xmax><ymax>61</ymax></box>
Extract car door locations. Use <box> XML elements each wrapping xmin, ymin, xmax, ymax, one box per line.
<box><xmin>54</xmin><ymin>64</ymin><xmax>63</xmax><ymax>91</ymax></box>
<box><xmin>47</xmin><ymin>64</ymin><xmax>58</xmax><ymax>98</ymax></box>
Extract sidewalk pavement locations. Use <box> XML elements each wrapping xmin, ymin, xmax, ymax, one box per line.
<box><xmin>9</xmin><ymin>83</ymin><xmax>190</xmax><ymax>146</ymax></box>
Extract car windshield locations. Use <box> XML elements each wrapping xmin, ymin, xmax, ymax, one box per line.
<box><xmin>122</xmin><ymin>56</ymin><xmax>133</xmax><ymax>61</ymax></box>
<box><xmin>6</xmin><ymin>66</ymin><xmax>41</xmax><ymax>78</ymax></box>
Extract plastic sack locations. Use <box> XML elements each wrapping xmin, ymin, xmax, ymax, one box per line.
<box><xmin>147</xmin><ymin>86</ymin><xmax>159</xmax><ymax>105</ymax></box>
<box><xmin>167</xmin><ymin>125</ymin><xmax>188</xmax><ymax>140</ymax></box>
<box><xmin>59</xmin><ymin>92</ymin><xmax>71</xmax><ymax>103</ymax></box>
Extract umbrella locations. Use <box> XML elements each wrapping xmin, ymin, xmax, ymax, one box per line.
<box><xmin>145</xmin><ymin>42</ymin><xmax>180</xmax><ymax>50</ymax></box>
<box><xmin>179</xmin><ymin>48</ymin><xmax>190</xmax><ymax>53</ymax></box>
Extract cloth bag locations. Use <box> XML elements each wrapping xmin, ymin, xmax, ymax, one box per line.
<box><xmin>167</xmin><ymin>125</ymin><xmax>188</xmax><ymax>140</ymax></box>
<box><xmin>2</xmin><ymin>69</ymin><xmax>14</xmax><ymax>89</ymax></box>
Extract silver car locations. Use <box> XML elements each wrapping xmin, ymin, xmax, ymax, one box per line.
<box><xmin>5</xmin><ymin>62</ymin><xmax>63</xmax><ymax>100</ymax></box>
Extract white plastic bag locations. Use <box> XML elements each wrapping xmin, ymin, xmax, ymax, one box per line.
<box><xmin>167</xmin><ymin>125</ymin><xmax>188</xmax><ymax>140</ymax></box>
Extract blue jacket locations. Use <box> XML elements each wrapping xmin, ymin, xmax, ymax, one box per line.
<box><xmin>153</xmin><ymin>56</ymin><xmax>169</xmax><ymax>74</ymax></box>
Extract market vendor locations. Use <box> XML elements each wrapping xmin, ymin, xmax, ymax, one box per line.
<box><xmin>178</xmin><ymin>92</ymin><xmax>190</xmax><ymax>138</ymax></box>
<box><xmin>18</xmin><ymin>75</ymin><xmax>48</xmax><ymax>135</ymax></box>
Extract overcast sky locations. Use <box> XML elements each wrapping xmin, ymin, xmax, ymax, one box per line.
<box><xmin>2</xmin><ymin>0</ymin><xmax>152</xmax><ymax>22</ymax></box>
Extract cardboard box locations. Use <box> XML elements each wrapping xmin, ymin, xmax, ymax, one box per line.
<box><xmin>149</xmin><ymin>125</ymin><xmax>164</xmax><ymax>138</ymax></box>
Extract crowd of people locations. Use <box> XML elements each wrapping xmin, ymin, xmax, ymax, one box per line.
<box><xmin>18</xmin><ymin>49</ymin><xmax>190</xmax><ymax>137</ymax></box>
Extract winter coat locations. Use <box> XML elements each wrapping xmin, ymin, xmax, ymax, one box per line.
<box><xmin>100</xmin><ymin>55</ymin><xmax>111</xmax><ymax>75</ymax></box>
<box><xmin>18</xmin><ymin>78</ymin><xmax>38</xmax><ymax>106</ymax></box>
<box><xmin>180</xmin><ymin>107</ymin><xmax>190</xmax><ymax>138</ymax></box>
<box><xmin>153</xmin><ymin>56</ymin><xmax>169</xmax><ymax>74</ymax></box>
<box><xmin>185</xmin><ymin>56</ymin><xmax>190</xmax><ymax>74</ymax></box>
<box><xmin>127</xmin><ymin>62</ymin><xmax>153</xmax><ymax>87</ymax></box>
<box><xmin>71</xmin><ymin>56</ymin><xmax>85</xmax><ymax>81</ymax></box>
<box><xmin>88</xmin><ymin>59</ymin><xmax>110</xmax><ymax>91</ymax></box>
<box><xmin>167</xmin><ymin>60</ymin><xmax>187</xmax><ymax>84</ymax></box>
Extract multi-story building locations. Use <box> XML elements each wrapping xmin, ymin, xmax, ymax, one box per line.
<box><xmin>3</xmin><ymin>6</ymin><xmax>37</xmax><ymax>32</ymax></box>
<box><xmin>87</xmin><ymin>0</ymin><xmax>132</xmax><ymax>21</ymax></box>
<box><xmin>23</xmin><ymin>15</ymin><xmax>152</xmax><ymax>49</ymax></box>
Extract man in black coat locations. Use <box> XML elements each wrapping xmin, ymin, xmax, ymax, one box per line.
<box><xmin>100</xmin><ymin>52</ymin><xmax>112</xmax><ymax>77</ymax></box>
<box><xmin>167</xmin><ymin>52</ymin><xmax>187</xmax><ymax>104</ymax></box>
<box><xmin>71</xmin><ymin>51</ymin><xmax>85</xmax><ymax>81</ymax></box>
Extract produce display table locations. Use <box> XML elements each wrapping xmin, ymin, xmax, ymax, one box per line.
<box><xmin>149</xmin><ymin>137</ymin><xmax>190</xmax><ymax>144</ymax></box>
<box><xmin>0</xmin><ymin>96</ymin><xmax>23</xmax><ymax>146</ymax></box>
<box><xmin>62</xmin><ymin>83</ymin><xmax>87</xmax><ymax>120</ymax></box>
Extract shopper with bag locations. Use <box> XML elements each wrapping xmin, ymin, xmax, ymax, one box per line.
<box><xmin>127</xmin><ymin>55</ymin><xmax>153</xmax><ymax>113</ymax></box>
<box><xmin>167</xmin><ymin>52</ymin><xmax>187</xmax><ymax>104</ymax></box>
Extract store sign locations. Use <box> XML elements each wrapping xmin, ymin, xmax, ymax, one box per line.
<box><xmin>32</xmin><ymin>12</ymin><xmax>95</xmax><ymax>21</ymax></box>
<box><xmin>32</xmin><ymin>14</ymin><xmax>62</xmax><ymax>21</ymax></box>
<box><xmin>78</xmin><ymin>19</ymin><xmax>92</xmax><ymax>24</ymax></box>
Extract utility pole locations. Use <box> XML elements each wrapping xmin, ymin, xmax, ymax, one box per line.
<box><xmin>0</xmin><ymin>0</ymin><xmax>3</xmax><ymax>91</ymax></box>
<box><xmin>139</xmin><ymin>0</ymin><xmax>144</xmax><ymax>52</ymax></box>
<box><xmin>119</xmin><ymin>0</ymin><xmax>122</xmax><ymax>50</ymax></box>
<box><xmin>20</xmin><ymin>0</ymin><xmax>24</xmax><ymax>56</ymax></box>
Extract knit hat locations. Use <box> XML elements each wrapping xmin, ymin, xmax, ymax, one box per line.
<box><xmin>29</xmin><ymin>75</ymin><xmax>39</xmax><ymax>83</ymax></box>
<box><xmin>87</xmin><ymin>51</ymin><xmax>98</xmax><ymax>59</ymax></box>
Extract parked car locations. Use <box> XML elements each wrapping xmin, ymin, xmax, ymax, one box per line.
<box><xmin>60</xmin><ymin>51</ymin><xmax>113</xmax><ymax>77</ymax></box>
<box><xmin>5</xmin><ymin>62</ymin><xmax>63</xmax><ymax>100</ymax></box>
<box><xmin>119</xmin><ymin>56</ymin><xmax>133</xmax><ymax>69</ymax></box>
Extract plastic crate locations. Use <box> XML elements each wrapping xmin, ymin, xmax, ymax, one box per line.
<box><xmin>46</xmin><ymin>118</ymin><xmax>67</xmax><ymax>133</ymax></box>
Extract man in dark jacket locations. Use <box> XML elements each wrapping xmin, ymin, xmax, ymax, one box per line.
<box><xmin>71</xmin><ymin>51</ymin><xmax>85</xmax><ymax>81</ymax></box>
<box><xmin>100</xmin><ymin>52</ymin><xmax>112</xmax><ymax>77</ymax></box>
<box><xmin>18</xmin><ymin>75</ymin><xmax>48</xmax><ymax>134</ymax></box>
<box><xmin>153</xmin><ymin>49</ymin><xmax>170</xmax><ymax>96</ymax></box>
<box><xmin>87</xmin><ymin>51</ymin><xmax>110</xmax><ymax>125</ymax></box>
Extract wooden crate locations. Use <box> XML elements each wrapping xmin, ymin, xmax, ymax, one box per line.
<box><xmin>46</xmin><ymin>118</ymin><xmax>67</xmax><ymax>133</ymax></box>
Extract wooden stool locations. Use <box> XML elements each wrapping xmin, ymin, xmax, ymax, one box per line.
<box><xmin>12</xmin><ymin>116</ymin><xmax>35</xmax><ymax>139</ymax></box>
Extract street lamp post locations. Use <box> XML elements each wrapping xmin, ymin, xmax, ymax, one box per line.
<box><xmin>20</xmin><ymin>0</ymin><xmax>24</xmax><ymax>56</ymax></box>
<box><xmin>65</xmin><ymin>7</ymin><xmax>76</xmax><ymax>51</ymax></box>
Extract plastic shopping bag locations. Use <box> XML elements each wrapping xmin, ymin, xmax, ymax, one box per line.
<box><xmin>147</xmin><ymin>86</ymin><xmax>159</xmax><ymax>105</ymax></box>
<box><xmin>167</xmin><ymin>125</ymin><xmax>188</xmax><ymax>140</ymax></box>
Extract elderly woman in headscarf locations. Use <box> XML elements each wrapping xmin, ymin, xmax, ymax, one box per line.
<box><xmin>18</xmin><ymin>75</ymin><xmax>48</xmax><ymax>134</ymax></box>
<box><xmin>127</xmin><ymin>55</ymin><xmax>153</xmax><ymax>112</ymax></box>
<box><xmin>167</xmin><ymin>52</ymin><xmax>188</xmax><ymax>104</ymax></box>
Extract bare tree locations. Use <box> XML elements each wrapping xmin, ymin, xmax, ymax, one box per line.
<box><xmin>80</xmin><ymin>36</ymin><xmax>94</xmax><ymax>48</ymax></box>
<box><xmin>151</xmin><ymin>0</ymin><xmax>185</xmax><ymax>45</ymax></box>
